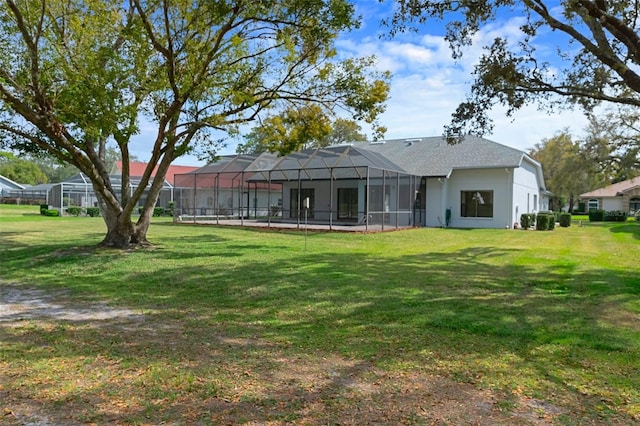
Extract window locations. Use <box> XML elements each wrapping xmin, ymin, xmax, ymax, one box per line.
<box><xmin>290</xmin><ymin>188</ymin><xmax>314</xmax><ymax>218</ymax></box>
<box><xmin>630</xmin><ymin>197</ymin><xmax>640</xmax><ymax>213</ymax></box>
<box><xmin>588</xmin><ymin>199</ymin><xmax>599</xmax><ymax>211</ymax></box>
<box><xmin>338</xmin><ymin>188</ymin><xmax>358</xmax><ymax>219</ymax></box>
<box><xmin>461</xmin><ymin>190</ymin><xmax>494</xmax><ymax>218</ymax></box>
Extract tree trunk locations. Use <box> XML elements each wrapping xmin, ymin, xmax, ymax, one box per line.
<box><xmin>99</xmin><ymin>205</ymin><xmax>151</xmax><ymax>249</ymax></box>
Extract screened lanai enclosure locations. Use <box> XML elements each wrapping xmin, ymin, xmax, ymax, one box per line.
<box><xmin>47</xmin><ymin>173</ymin><xmax>174</xmax><ymax>212</ymax></box>
<box><xmin>173</xmin><ymin>146</ymin><xmax>424</xmax><ymax>231</ymax></box>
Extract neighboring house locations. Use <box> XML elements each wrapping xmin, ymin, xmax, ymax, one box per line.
<box><xmin>109</xmin><ymin>161</ymin><xmax>200</xmax><ymax>208</ymax></box>
<box><xmin>1</xmin><ymin>174</ymin><xmax>52</xmax><ymax>203</ymax></box>
<box><xmin>579</xmin><ymin>177</ymin><xmax>640</xmax><ymax>213</ymax></box>
<box><xmin>40</xmin><ymin>162</ymin><xmax>199</xmax><ymax>212</ymax></box>
<box><xmin>0</xmin><ymin>174</ymin><xmax>25</xmax><ymax>197</ymax></box>
<box><xmin>176</xmin><ymin>136</ymin><xmax>549</xmax><ymax>229</ymax></box>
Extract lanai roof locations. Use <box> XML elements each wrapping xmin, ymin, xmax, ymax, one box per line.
<box><xmin>250</xmin><ymin>144</ymin><xmax>409</xmax><ymax>181</ymax></box>
<box><xmin>191</xmin><ymin>152</ymin><xmax>279</xmax><ymax>174</ymax></box>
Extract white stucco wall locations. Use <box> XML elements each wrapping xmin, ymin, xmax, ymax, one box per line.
<box><xmin>425</xmin><ymin>178</ymin><xmax>443</xmax><ymax>227</ymax></box>
<box><xmin>512</xmin><ymin>158</ymin><xmax>543</xmax><ymax>226</ymax></box>
<box><xmin>424</xmin><ymin>168</ymin><xmax>513</xmax><ymax>228</ymax></box>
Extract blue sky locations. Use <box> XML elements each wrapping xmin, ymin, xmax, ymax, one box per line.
<box><xmin>131</xmin><ymin>0</ymin><xmax>590</xmax><ymax>166</ymax></box>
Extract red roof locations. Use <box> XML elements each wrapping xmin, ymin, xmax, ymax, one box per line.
<box><xmin>114</xmin><ymin>161</ymin><xmax>199</xmax><ymax>184</ymax></box>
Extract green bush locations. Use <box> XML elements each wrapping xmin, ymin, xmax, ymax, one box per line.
<box><xmin>86</xmin><ymin>207</ymin><xmax>100</xmax><ymax>217</ymax></box>
<box><xmin>535</xmin><ymin>213</ymin><xmax>549</xmax><ymax>230</ymax></box>
<box><xmin>538</xmin><ymin>211</ymin><xmax>556</xmax><ymax>230</ymax></box>
<box><xmin>40</xmin><ymin>204</ymin><xmax>48</xmax><ymax>215</ymax></box>
<box><xmin>45</xmin><ymin>209</ymin><xmax>59</xmax><ymax>217</ymax></box>
<box><xmin>520</xmin><ymin>213</ymin><xmax>536</xmax><ymax>229</ymax></box>
<box><xmin>558</xmin><ymin>212</ymin><xmax>571</xmax><ymax>227</ymax></box>
<box><xmin>534</xmin><ymin>212</ymin><xmax>555</xmax><ymax>230</ymax></box>
<box><xmin>589</xmin><ymin>209</ymin><xmax>606</xmax><ymax>222</ymax></box>
<box><xmin>604</xmin><ymin>210</ymin><xmax>627</xmax><ymax>222</ymax></box>
<box><xmin>153</xmin><ymin>207</ymin><xmax>165</xmax><ymax>217</ymax></box>
<box><xmin>67</xmin><ymin>206</ymin><xmax>82</xmax><ymax>216</ymax></box>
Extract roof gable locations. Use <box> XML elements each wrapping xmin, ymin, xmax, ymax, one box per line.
<box><xmin>0</xmin><ymin>174</ymin><xmax>25</xmax><ymax>190</ymax></box>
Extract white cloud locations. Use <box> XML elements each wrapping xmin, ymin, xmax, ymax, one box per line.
<box><xmin>338</xmin><ymin>9</ymin><xmax>590</xmax><ymax>153</ymax></box>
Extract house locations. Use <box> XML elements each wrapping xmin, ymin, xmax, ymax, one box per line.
<box><xmin>0</xmin><ymin>174</ymin><xmax>25</xmax><ymax>198</ymax></box>
<box><xmin>362</xmin><ymin>136</ymin><xmax>549</xmax><ymax>229</ymax></box>
<box><xmin>41</xmin><ymin>162</ymin><xmax>199</xmax><ymax>212</ymax></box>
<box><xmin>579</xmin><ymin>177</ymin><xmax>640</xmax><ymax>214</ymax></box>
<box><xmin>175</xmin><ymin>136</ymin><xmax>549</xmax><ymax>229</ymax></box>
<box><xmin>109</xmin><ymin>161</ymin><xmax>199</xmax><ymax>208</ymax></box>
<box><xmin>1</xmin><ymin>174</ymin><xmax>52</xmax><ymax>204</ymax></box>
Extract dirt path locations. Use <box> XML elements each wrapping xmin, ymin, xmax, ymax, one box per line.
<box><xmin>1</xmin><ymin>284</ymin><xmax>561</xmax><ymax>425</ymax></box>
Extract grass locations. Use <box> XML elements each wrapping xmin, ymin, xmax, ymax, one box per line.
<box><xmin>1</xmin><ymin>204</ymin><xmax>639</xmax><ymax>424</ymax></box>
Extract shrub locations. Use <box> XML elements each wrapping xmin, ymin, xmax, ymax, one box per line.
<box><xmin>535</xmin><ymin>213</ymin><xmax>549</xmax><ymax>230</ymax></box>
<box><xmin>604</xmin><ymin>210</ymin><xmax>627</xmax><ymax>222</ymax></box>
<box><xmin>40</xmin><ymin>204</ymin><xmax>48</xmax><ymax>215</ymax></box>
<box><xmin>589</xmin><ymin>209</ymin><xmax>606</xmax><ymax>221</ymax></box>
<box><xmin>559</xmin><ymin>212</ymin><xmax>571</xmax><ymax>227</ymax></box>
<box><xmin>45</xmin><ymin>209</ymin><xmax>59</xmax><ymax>217</ymax></box>
<box><xmin>538</xmin><ymin>211</ymin><xmax>556</xmax><ymax>230</ymax></box>
<box><xmin>520</xmin><ymin>213</ymin><xmax>536</xmax><ymax>229</ymax></box>
<box><xmin>86</xmin><ymin>207</ymin><xmax>100</xmax><ymax>217</ymax></box>
<box><xmin>67</xmin><ymin>206</ymin><xmax>82</xmax><ymax>216</ymax></box>
<box><xmin>153</xmin><ymin>207</ymin><xmax>165</xmax><ymax>217</ymax></box>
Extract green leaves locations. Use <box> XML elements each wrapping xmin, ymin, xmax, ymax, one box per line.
<box><xmin>389</xmin><ymin>0</ymin><xmax>640</xmax><ymax>140</ymax></box>
<box><xmin>1</xmin><ymin>0</ymin><xmax>389</xmax><ymax>247</ymax></box>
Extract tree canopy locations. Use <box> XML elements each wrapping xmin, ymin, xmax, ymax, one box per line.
<box><xmin>529</xmin><ymin>131</ymin><xmax>603</xmax><ymax>212</ymax></box>
<box><xmin>0</xmin><ymin>151</ymin><xmax>48</xmax><ymax>185</ymax></box>
<box><xmin>583</xmin><ymin>106</ymin><xmax>640</xmax><ymax>182</ymax></box>
<box><xmin>387</xmin><ymin>0</ymin><xmax>640</xmax><ymax>140</ymax></box>
<box><xmin>0</xmin><ymin>0</ymin><xmax>389</xmax><ymax>247</ymax></box>
<box><xmin>236</xmin><ymin>105</ymin><xmax>370</xmax><ymax>155</ymax></box>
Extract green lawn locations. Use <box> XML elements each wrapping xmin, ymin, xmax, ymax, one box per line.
<box><xmin>1</xmin><ymin>204</ymin><xmax>639</xmax><ymax>424</ymax></box>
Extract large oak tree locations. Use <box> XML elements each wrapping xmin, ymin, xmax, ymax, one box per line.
<box><xmin>0</xmin><ymin>0</ymin><xmax>389</xmax><ymax>248</ymax></box>
<box><xmin>386</xmin><ymin>0</ymin><xmax>640</xmax><ymax>140</ymax></box>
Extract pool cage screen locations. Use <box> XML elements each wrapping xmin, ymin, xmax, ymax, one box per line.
<box><xmin>174</xmin><ymin>153</ymin><xmax>422</xmax><ymax>231</ymax></box>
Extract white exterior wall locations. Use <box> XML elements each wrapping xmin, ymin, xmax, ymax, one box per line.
<box><xmin>425</xmin><ymin>178</ymin><xmax>443</xmax><ymax>227</ymax></box>
<box><xmin>512</xmin><ymin>159</ymin><xmax>543</xmax><ymax>226</ymax></box>
<box><xmin>449</xmin><ymin>168</ymin><xmax>513</xmax><ymax>229</ymax></box>
<box><xmin>425</xmin><ymin>168</ymin><xmax>514</xmax><ymax>229</ymax></box>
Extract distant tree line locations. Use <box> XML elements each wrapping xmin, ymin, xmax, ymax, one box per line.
<box><xmin>529</xmin><ymin>106</ymin><xmax>639</xmax><ymax>212</ymax></box>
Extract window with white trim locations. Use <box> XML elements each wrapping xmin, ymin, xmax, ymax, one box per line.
<box><xmin>588</xmin><ymin>199</ymin><xmax>599</xmax><ymax>211</ymax></box>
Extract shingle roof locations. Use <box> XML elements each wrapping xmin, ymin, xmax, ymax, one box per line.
<box><xmin>580</xmin><ymin>176</ymin><xmax>640</xmax><ymax>198</ymax></box>
<box><xmin>359</xmin><ymin>135</ymin><xmax>527</xmax><ymax>177</ymax></box>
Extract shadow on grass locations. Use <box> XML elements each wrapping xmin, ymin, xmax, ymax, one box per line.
<box><xmin>609</xmin><ymin>222</ymin><xmax>640</xmax><ymax>240</ymax></box>
<box><xmin>1</xmin><ymin>240</ymin><xmax>639</xmax><ymax>423</ymax></box>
